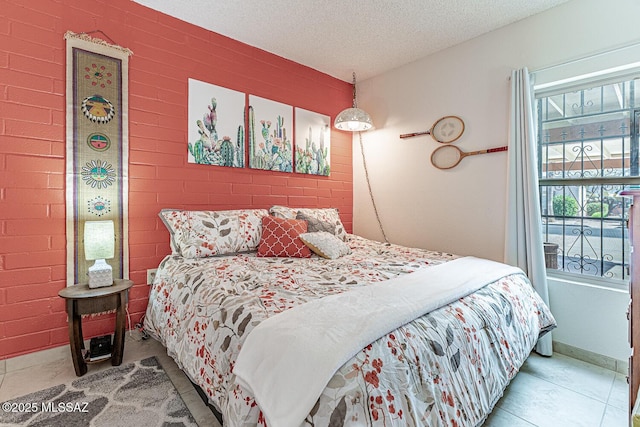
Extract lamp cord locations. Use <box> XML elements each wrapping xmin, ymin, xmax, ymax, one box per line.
<box><xmin>358</xmin><ymin>131</ymin><xmax>389</xmax><ymax>244</ymax></box>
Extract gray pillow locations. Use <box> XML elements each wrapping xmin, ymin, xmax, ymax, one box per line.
<box><xmin>296</xmin><ymin>211</ymin><xmax>337</xmax><ymax>234</ymax></box>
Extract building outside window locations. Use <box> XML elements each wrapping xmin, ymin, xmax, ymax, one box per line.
<box><xmin>537</xmin><ymin>77</ymin><xmax>640</xmax><ymax>288</ymax></box>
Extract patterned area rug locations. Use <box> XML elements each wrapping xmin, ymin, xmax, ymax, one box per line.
<box><xmin>0</xmin><ymin>357</ymin><xmax>197</xmax><ymax>427</ymax></box>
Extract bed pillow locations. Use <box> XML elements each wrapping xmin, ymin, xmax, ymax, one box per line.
<box><xmin>220</xmin><ymin>209</ymin><xmax>270</xmax><ymax>252</ymax></box>
<box><xmin>269</xmin><ymin>205</ymin><xmax>298</xmax><ymax>219</ymax></box>
<box><xmin>158</xmin><ymin>210</ymin><xmax>240</xmax><ymax>258</ymax></box>
<box><xmin>299</xmin><ymin>232</ymin><xmax>351</xmax><ymax>260</ymax></box>
<box><xmin>296</xmin><ymin>211</ymin><xmax>336</xmax><ymax>234</ymax></box>
<box><xmin>257</xmin><ymin>216</ymin><xmax>312</xmax><ymax>258</ymax></box>
<box><xmin>270</xmin><ymin>206</ymin><xmax>347</xmax><ymax>241</ymax></box>
<box><xmin>159</xmin><ymin>208</ymin><xmax>269</xmax><ymax>257</ymax></box>
<box><xmin>159</xmin><ymin>209</ymin><xmax>185</xmax><ymax>255</ymax></box>
<box><xmin>296</xmin><ymin>208</ymin><xmax>347</xmax><ymax>241</ymax></box>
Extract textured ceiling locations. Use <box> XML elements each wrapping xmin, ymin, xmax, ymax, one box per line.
<box><xmin>133</xmin><ymin>0</ymin><xmax>571</xmax><ymax>82</ymax></box>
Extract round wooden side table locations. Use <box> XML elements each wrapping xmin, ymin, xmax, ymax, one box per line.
<box><xmin>58</xmin><ymin>279</ymin><xmax>133</xmax><ymax>376</ymax></box>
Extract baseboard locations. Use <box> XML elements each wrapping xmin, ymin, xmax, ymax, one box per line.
<box><xmin>553</xmin><ymin>340</ymin><xmax>628</xmax><ymax>375</ymax></box>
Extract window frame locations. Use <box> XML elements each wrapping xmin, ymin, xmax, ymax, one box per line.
<box><xmin>535</xmin><ymin>76</ymin><xmax>640</xmax><ymax>288</ymax></box>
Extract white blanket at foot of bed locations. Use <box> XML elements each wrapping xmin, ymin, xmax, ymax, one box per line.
<box><xmin>234</xmin><ymin>256</ymin><xmax>523</xmax><ymax>427</ymax></box>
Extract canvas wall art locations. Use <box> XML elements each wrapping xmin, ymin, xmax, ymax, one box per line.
<box><xmin>294</xmin><ymin>108</ymin><xmax>331</xmax><ymax>176</ymax></box>
<box><xmin>248</xmin><ymin>95</ymin><xmax>293</xmax><ymax>172</ymax></box>
<box><xmin>188</xmin><ymin>78</ymin><xmax>245</xmax><ymax>167</ymax></box>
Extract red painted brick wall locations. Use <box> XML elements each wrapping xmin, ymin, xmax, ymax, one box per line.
<box><xmin>0</xmin><ymin>0</ymin><xmax>353</xmax><ymax>359</ymax></box>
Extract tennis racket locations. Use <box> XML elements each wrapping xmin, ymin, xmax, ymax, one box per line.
<box><xmin>400</xmin><ymin>115</ymin><xmax>465</xmax><ymax>143</ymax></box>
<box><xmin>431</xmin><ymin>145</ymin><xmax>508</xmax><ymax>170</ymax></box>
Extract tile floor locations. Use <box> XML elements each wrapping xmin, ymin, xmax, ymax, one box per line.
<box><xmin>0</xmin><ymin>332</ymin><xmax>221</xmax><ymax>427</ymax></box>
<box><xmin>0</xmin><ymin>336</ymin><xmax>628</xmax><ymax>427</ymax></box>
<box><xmin>485</xmin><ymin>352</ymin><xmax>628</xmax><ymax>427</ymax></box>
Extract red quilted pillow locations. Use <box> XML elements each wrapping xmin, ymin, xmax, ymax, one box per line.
<box><xmin>257</xmin><ymin>216</ymin><xmax>312</xmax><ymax>258</ymax></box>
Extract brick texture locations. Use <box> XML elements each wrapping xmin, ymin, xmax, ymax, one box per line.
<box><xmin>0</xmin><ymin>0</ymin><xmax>353</xmax><ymax>359</ymax></box>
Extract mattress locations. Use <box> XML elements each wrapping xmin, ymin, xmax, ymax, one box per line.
<box><xmin>144</xmin><ymin>234</ymin><xmax>556</xmax><ymax>426</ymax></box>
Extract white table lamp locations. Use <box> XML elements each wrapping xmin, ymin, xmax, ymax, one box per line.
<box><xmin>84</xmin><ymin>220</ymin><xmax>115</xmax><ymax>288</ymax></box>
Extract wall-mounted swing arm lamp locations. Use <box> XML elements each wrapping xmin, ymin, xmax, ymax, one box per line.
<box><xmin>334</xmin><ymin>72</ymin><xmax>388</xmax><ymax>244</ymax></box>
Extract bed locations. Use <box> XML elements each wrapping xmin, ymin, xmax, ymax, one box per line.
<box><xmin>144</xmin><ymin>207</ymin><xmax>556</xmax><ymax>427</ymax></box>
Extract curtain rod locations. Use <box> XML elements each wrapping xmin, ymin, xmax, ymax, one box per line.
<box><xmin>531</xmin><ymin>39</ymin><xmax>640</xmax><ymax>74</ymax></box>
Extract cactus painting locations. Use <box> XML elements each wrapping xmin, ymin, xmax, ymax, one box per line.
<box><xmin>188</xmin><ymin>78</ymin><xmax>245</xmax><ymax>168</ymax></box>
<box><xmin>248</xmin><ymin>95</ymin><xmax>293</xmax><ymax>172</ymax></box>
<box><xmin>294</xmin><ymin>108</ymin><xmax>331</xmax><ymax>176</ymax></box>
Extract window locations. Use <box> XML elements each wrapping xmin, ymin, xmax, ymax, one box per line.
<box><xmin>537</xmin><ymin>78</ymin><xmax>640</xmax><ymax>287</ymax></box>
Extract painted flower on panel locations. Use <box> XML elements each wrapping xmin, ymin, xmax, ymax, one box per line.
<box><xmin>84</xmin><ymin>63</ymin><xmax>113</xmax><ymax>88</ymax></box>
<box><xmin>81</xmin><ymin>159</ymin><xmax>116</xmax><ymax>189</ymax></box>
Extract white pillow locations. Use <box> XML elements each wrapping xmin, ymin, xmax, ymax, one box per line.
<box><xmin>298</xmin><ymin>232</ymin><xmax>351</xmax><ymax>260</ymax></box>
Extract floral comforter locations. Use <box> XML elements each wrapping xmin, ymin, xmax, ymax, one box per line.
<box><xmin>144</xmin><ymin>235</ymin><xmax>556</xmax><ymax>427</ymax></box>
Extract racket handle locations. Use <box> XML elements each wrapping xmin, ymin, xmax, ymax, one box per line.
<box><xmin>487</xmin><ymin>146</ymin><xmax>508</xmax><ymax>153</ymax></box>
<box><xmin>400</xmin><ymin>131</ymin><xmax>429</xmax><ymax>139</ymax></box>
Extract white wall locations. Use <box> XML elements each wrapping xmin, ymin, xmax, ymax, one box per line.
<box><xmin>353</xmin><ymin>0</ymin><xmax>640</xmax><ymax>361</ymax></box>
<box><xmin>548</xmin><ymin>277</ymin><xmax>629</xmax><ymax>361</ymax></box>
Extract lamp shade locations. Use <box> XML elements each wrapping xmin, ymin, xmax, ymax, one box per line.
<box><xmin>84</xmin><ymin>220</ymin><xmax>115</xmax><ymax>260</ymax></box>
<box><xmin>334</xmin><ymin>107</ymin><xmax>373</xmax><ymax>132</ymax></box>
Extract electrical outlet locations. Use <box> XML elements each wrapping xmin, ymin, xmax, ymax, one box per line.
<box><xmin>147</xmin><ymin>268</ymin><xmax>157</xmax><ymax>284</ymax></box>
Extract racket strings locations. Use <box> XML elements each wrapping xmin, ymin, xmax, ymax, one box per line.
<box><xmin>431</xmin><ymin>146</ymin><xmax>461</xmax><ymax>169</ymax></box>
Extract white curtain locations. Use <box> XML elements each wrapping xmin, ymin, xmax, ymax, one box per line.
<box><xmin>505</xmin><ymin>67</ymin><xmax>553</xmax><ymax>356</ymax></box>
